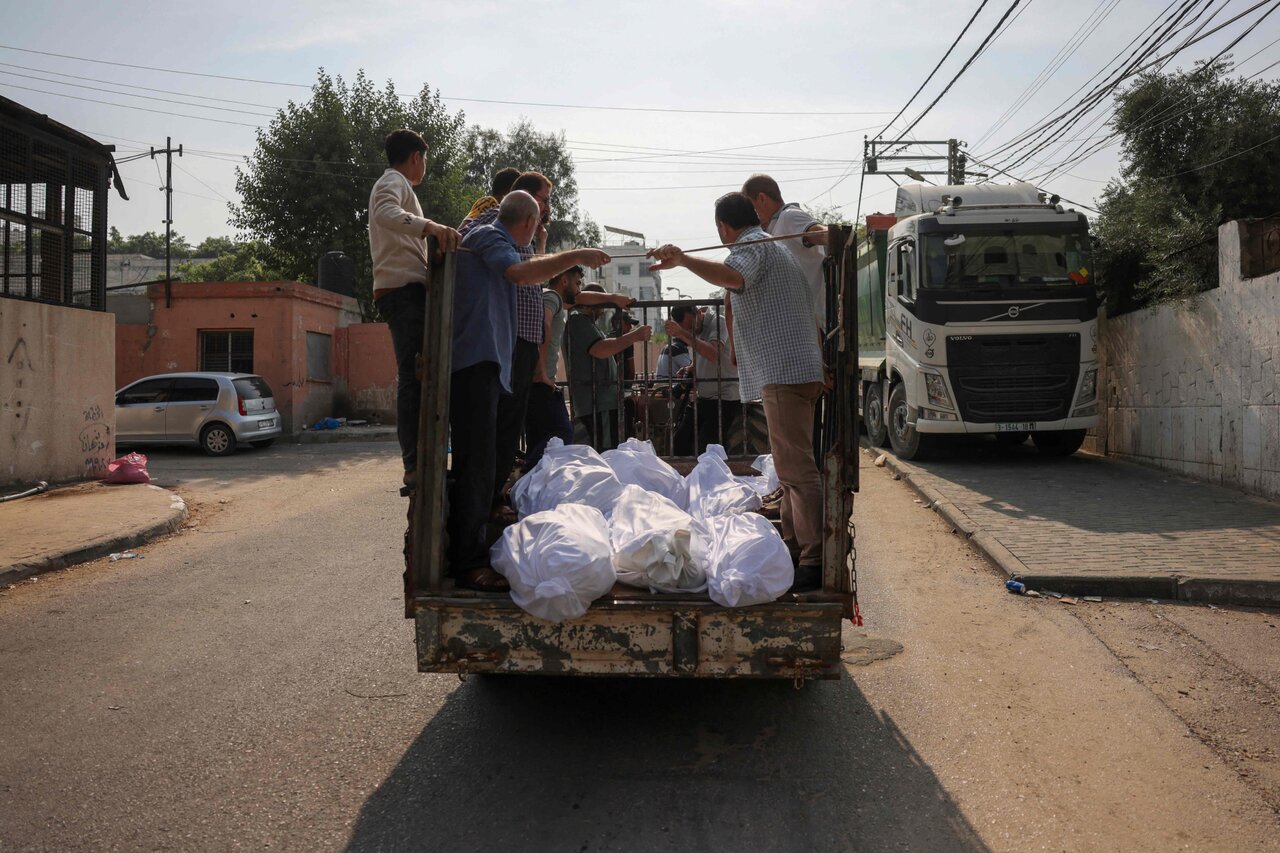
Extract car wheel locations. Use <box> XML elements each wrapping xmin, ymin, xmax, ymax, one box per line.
<box><xmin>250</xmin><ymin>438</ymin><xmax>276</xmax><ymax>449</ymax></box>
<box><xmin>1032</xmin><ymin>429</ymin><xmax>1086</xmax><ymax>457</ymax></box>
<box><xmin>863</xmin><ymin>382</ymin><xmax>889</xmax><ymax>448</ymax></box>
<box><xmin>201</xmin><ymin>423</ymin><xmax>237</xmax><ymax>457</ymax></box>
<box><xmin>886</xmin><ymin>383</ymin><xmax>933</xmax><ymax>461</ymax></box>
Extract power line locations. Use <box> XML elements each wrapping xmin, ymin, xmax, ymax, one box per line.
<box><xmin>874</xmin><ymin>0</ymin><xmax>991</xmax><ymax>139</ymax></box>
<box><xmin>0</xmin><ymin>60</ymin><xmax>281</xmax><ymax>108</ymax></box>
<box><xmin>0</xmin><ymin>68</ymin><xmax>277</xmax><ymax>117</ymax></box>
<box><xmin>0</xmin><ymin>43</ymin><xmax>892</xmax><ymax>117</ymax></box>
<box><xmin>886</xmin><ymin>0</ymin><xmax>1027</xmax><ymax>145</ymax></box>
<box><xmin>0</xmin><ymin>81</ymin><xmax>262</xmax><ymax>127</ymax></box>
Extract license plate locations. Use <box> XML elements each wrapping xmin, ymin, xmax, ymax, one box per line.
<box><xmin>259</xmin><ymin>419</ymin><xmax>275</xmax><ymax>430</ymax></box>
<box><xmin>994</xmin><ymin>422</ymin><xmax>1034</xmax><ymax>432</ymax></box>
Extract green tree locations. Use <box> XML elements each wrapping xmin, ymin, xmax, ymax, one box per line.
<box><xmin>464</xmin><ymin>119</ymin><xmax>601</xmax><ymax>249</ymax></box>
<box><xmin>193</xmin><ymin>235</ymin><xmax>238</xmax><ymax>258</ymax></box>
<box><xmin>230</xmin><ymin>69</ymin><xmax>472</xmax><ymax>317</ymax></box>
<box><xmin>175</xmin><ymin>241</ymin><xmax>285</xmax><ymax>281</ymax></box>
<box><xmin>1094</xmin><ymin>59</ymin><xmax>1280</xmax><ymax>311</ymax></box>
<box><xmin>108</xmin><ymin>227</ymin><xmax>193</xmax><ymax>259</ymax></box>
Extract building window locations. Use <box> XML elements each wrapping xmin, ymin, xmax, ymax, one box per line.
<box><xmin>306</xmin><ymin>331</ymin><xmax>331</xmax><ymax>381</ymax></box>
<box><xmin>200</xmin><ymin>330</ymin><xmax>253</xmax><ymax>373</ymax></box>
<box><xmin>618</xmin><ymin>264</ymin><xmax>632</xmax><ymax>276</ymax></box>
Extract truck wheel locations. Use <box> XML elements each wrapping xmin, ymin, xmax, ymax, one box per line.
<box><xmin>863</xmin><ymin>383</ymin><xmax>889</xmax><ymax>447</ymax></box>
<box><xmin>201</xmin><ymin>423</ymin><xmax>237</xmax><ymax>457</ymax></box>
<box><xmin>1032</xmin><ymin>429</ymin><xmax>1086</xmax><ymax>457</ymax></box>
<box><xmin>887</xmin><ymin>383</ymin><xmax>933</xmax><ymax>461</ymax></box>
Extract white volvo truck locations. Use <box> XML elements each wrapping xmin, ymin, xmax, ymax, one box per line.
<box><xmin>857</xmin><ymin>182</ymin><xmax>1099</xmax><ymax>459</ymax></box>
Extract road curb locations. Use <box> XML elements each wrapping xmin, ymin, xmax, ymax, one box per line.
<box><xmin>0</xmin><ymin>489</ymin><xmax>188</xmax><ymax>586</ymax></box>
<box><xmin>870</xmin><ymin>447</ymin><xmax>1280</xmax><ymax>608</ymax></box>
<box><xmin>293</xmin><ymin>428</ymin><xmax>398</xmax><ymax>444</ymax></box>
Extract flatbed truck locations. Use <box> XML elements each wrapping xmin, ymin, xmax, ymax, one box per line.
<box><xmin>401</xmin><ymin>226</ymin><xmax>861</xmax><ymax>682</ymax></box>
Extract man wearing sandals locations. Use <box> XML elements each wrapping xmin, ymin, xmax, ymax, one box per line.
<box><xmin>646</xmin><ymin>192</ymin><xmax>825</xmax><ymax>593</ymax></box>
<box><xmin>449</xmin><ymin>190</ymin><xmax>610</xmax><ymax>591</ymax></box>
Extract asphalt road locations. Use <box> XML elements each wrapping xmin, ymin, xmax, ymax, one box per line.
<box><xmin>0</xmin><ymin>441</ymin><xmax>1276</xmax><ymax>851</ymax></box>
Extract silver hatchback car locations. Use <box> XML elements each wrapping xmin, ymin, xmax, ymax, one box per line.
<box><xmin>115</xmin><ymin>372</ymin><xmax>283</xmax><ymax>456</ymax></box>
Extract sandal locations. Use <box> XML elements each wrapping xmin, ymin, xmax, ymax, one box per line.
<box><xmin>456</xmin><ymin>566</ymin><xmax>510</xmax><ymax>593</ymax></box>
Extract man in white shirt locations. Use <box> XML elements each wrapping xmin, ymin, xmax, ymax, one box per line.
<box><xmin>742</xmin><ymin>174</ymin><xmax>829</xmax><ymax>328</ymax></box>
<box><xmin>368</xmin><ymin>129</ymin><xmax>461</xmax><ymax>487</ymax></box>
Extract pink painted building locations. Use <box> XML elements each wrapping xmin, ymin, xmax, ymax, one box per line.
<box><xmin>111</xmin><ymin>281</ymin><xmax>397</xmax><ymax>435</ymax></box>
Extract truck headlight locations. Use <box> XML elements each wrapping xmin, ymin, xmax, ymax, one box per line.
<box><xmin>1076</xmin><ymin>368</ymin><xmax>1097</xmax><ymax>404</ymax></box>
<box><xmin>924</xmin><ymin>372</ymin><xmax>953</xmax><ymax>409</ymax></box>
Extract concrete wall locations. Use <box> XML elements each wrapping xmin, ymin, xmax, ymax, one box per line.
<box><xmin>1</xmin><ymin>299</ymin><xmax>116</xmax><ymax>487</ymax></box>
<box><xmin>114</xmin><ymin>281</ymin><xmax>370</xmax><ymax>434</ymax></box>
<box><xmin>333</xmin><ymin>323</ymin><xmax>396</xmax><ymax>423</ymax></box>
<box><xmin>1096</xmin><ymin>220</ymin><xmax>1280</xmax><ymax>501</ymax></box>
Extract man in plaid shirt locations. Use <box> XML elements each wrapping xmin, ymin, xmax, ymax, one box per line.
<box><xmin>647</xmin><ymin>192</ymin><xmax>826</xmax><ymax>592</ymax></box>
<box><xmin>460</xmin><ymin>171</ymin><xmax>553</xmax><ymax>506</ymax></box>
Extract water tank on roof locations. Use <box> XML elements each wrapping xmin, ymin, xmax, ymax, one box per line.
<box><xmin>318</xmin><ymin>251</ymin><xmax>355</xmax><ymax>297</ymax></box>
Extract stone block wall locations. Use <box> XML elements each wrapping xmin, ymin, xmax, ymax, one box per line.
<box><xmin>1096</xmin><ymin>220</ymin><xmax>1280</xmax><ymax>501</ymax></box>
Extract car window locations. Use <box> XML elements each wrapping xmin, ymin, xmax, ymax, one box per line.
<box><xmin>169</xmin><ymin>378</ymin><xmax>220</xmax><ymax>403</ymax></box>
<box><xmin>117</xmin><ymin>378</ymin><xmax>173</xmax><ymax>406</ymax></box>
<box><xmin>233</xmin><ymin>377</ymin><xmax>273</xmax><ymax>400</ymax></box>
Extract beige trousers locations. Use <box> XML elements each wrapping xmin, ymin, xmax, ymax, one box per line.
<box><xmin>760</xmin><ymin>381</ymin><xmax>825</xmax><ymax>565</ymax></box>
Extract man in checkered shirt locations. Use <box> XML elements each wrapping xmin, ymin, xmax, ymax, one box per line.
<box><xmin>647</xmin><ymin>192</ymin><xmax>826</xmax><ymax>592</ymax></box>
<box><xmin>460</xmin><ymin>171</ymin><xmax>553</xmax><ymax>506</ymax></box>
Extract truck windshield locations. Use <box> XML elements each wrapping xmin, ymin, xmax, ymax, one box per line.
<box><xmin>922</xmin><ymin>229</ymin><xmax>1091</xmax><ymax>288</ymax></box>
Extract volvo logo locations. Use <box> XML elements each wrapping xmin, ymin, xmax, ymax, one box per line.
<box><xmin>1007</xmin><ymin>305</ymin><xmax>1021</xmax><ymax>318</ymax></box>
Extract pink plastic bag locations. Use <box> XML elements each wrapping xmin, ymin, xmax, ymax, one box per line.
<box><xmin>104</xmin><ymin>452</ymin><xmax>151</xmax><ymax>485</ymax></box>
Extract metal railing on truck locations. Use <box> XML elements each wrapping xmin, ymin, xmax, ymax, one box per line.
<box><xmin>401</xmin><ymin>226</ymin><xmax>861</xmax><ymax>678</ymax></box>
<box><xmin>561</xmin><ymin>295</ymin><xmax>763</xmax><ymax>464</ymax></box>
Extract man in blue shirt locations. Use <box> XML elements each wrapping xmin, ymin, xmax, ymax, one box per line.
<box><xmin>449</xmin><ymin>190</ymin><xmax>610</xmax><ymax>591</ymax></box>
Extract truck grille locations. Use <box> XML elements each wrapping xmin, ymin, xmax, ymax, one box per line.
<box><xmin>946</xmin><ymin>334</ymin><xmax>1079</xmax><ymax>423</ymax></box>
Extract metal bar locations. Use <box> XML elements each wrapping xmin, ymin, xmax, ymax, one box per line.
<box><xmin>410</xmin><ymin>238</ymin><xmax>456</xmax><ymax>601</ymax></box>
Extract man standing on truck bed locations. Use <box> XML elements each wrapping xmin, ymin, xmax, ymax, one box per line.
<box><xmin>646</xmin><ymin>193</ymin><xmax>825</xmax><ymax>591</ymax></box>
<box><xmin>525</xmin><ymin>267</ymin><xmax>634</xmax><ymax>472</ymax></box>
<box><xmin>565</xmin><ymin>284</ymin><xmax>652</xmax><ymax>451</ymax></box>
<box><xmin>460</xmin><ymin>171</ymin><xmax>554</xmax><ymax>507</ymax></box>
<box><xmin>367</xmin><ymin>129</ymin><xmax>462</xmax><ymax>488</ymax></box>
<box><xmin>449</xmin><ymin>190</ymin><xmax>610</xmax><ymax>591</ymax></box>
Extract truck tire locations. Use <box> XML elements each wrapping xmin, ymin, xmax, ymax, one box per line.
<box><xmin>200</xmin><ymin>422</ymin><xmax>237</xmax><ymax>457</ymax></box>
<box><xmin>887</xmin><ymin>383</ymin><xmax>933</xmax><ymax>461</ymax></box>
<box><xmin>1032</xmin><ymin>429</ymin><xmax>1086</xmax><ymax>457</ymax></box>
<box><xmin>863</xmin><ymin>382</ymin><xmax>889</xmax><ymax>447</ymax></box>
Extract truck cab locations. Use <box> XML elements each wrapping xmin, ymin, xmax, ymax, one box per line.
<box><xmin>859</xmin><ymin>182</ymin><xmax>1099</xmax><ymax>459</ymax></box>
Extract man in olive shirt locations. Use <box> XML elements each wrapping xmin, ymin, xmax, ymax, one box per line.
<box><xmin>564</xmin><ymin>284</ymin><xmax>651</xmax><ymax>451</ymax></box>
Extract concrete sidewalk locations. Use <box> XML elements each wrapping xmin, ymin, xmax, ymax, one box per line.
<box><xmin>874</xmin><ymin>444</ymin><xmax>1280</xmax><ymax>607</ymax></box>
<box><xmin>0</xmin><ymin>482</ymin><xmax>187</xmax><ymax>585</ymax></box>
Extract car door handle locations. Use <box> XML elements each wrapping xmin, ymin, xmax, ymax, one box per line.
<box><xmin>199</xmin><ymin>405</ymin><xmax>211</xmax><ymax>411</ymax></box>
<box><xmin>154</xmin><ymin>406</ymin><xmax>164</xmax><ymax>412</ymax></box>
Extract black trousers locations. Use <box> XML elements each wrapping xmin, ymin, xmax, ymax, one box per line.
<box><xmin>524</xmin><ymin>383</ymin><xmax>574</xmax><ymax>472</ymax></box>
<box><xmin>673</xmin><ymin>397</ymin><xmax>743</xmax><ymax>457</ymax></box>
<box><xmin>493</xmin><ymin>338</ymin><xmax>538</xmax><ymax>500</ymax></box>
<box><xmin>447</xmin><ymin>361</ymin><xmax>502</xmax><ymax>574</ymax></box>
<box><xmin>379</xmin><ymin>283</ymin><xmax>426</xmax><ymax>474</ymax></box>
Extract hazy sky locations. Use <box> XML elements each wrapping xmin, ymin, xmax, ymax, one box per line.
<box><xmin>4</xmin><ymin>0</ymin><xmax>1276</xmax><ymax>295</ymax></box>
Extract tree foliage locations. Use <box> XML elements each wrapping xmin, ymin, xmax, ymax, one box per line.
<box><xmin>175</xmin><ymin>241</ymin><xmax>285</xmax><ymax>282</ymax></box>
<box><xmin>108</xmin><ymin>227</ymin><xmax>193</xmax><ymax>259</ymax></box>
<box><xmin>464</xmin><ymin>119</ymin><xmax>601</xmax><ymax>249</ymax></box>
<box><xmin>230</xmin><ymin>70</ymin><xmax>472</xmax><ymax>317</ymax></box>
<box><xmin>1094</xmin><ymin>59</ymin><xmax>1280</xmax><ymax>312</ymax></box>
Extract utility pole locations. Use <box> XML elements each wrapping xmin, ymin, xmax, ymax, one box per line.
<box><xmin>865</xmin><ymin>137</ymin><xmax>965</xmax><ymax>185</ymax></box>
<box><xmin>150</xmin><ymin>137</ymin><xmax>182</xmax><ymax>308</ymax></box>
